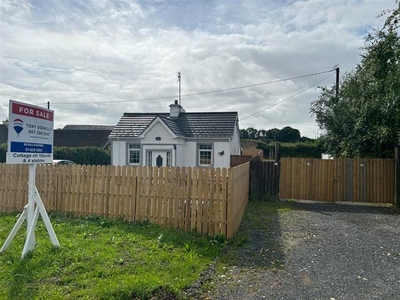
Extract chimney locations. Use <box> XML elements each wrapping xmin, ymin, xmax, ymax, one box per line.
<box><xmin>169</xmin><ymin>100</ymin><xmax>185</xmax><ymax>119</ymax></box>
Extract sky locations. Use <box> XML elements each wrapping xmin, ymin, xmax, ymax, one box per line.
<box><xmin>0</xmin><ymin>0</ymin><xmax>397</xmax><ymax>138</ymax></box>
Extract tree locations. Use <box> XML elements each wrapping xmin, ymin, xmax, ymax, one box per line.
<box><xmin>310</xmin><ymin>3</ymin><xmax>400</xmax><ymax>158</ymax></box>
<box><xmin>265</xmin><ymin>128</ymin><xmax>280</xmax><ymax>141</ymax></box>
<box><xmin>279</xmin><ymin>126</ymin><xmax>301</xmax><ymax>143</ymax></box>
<box><xmin>257</xmin><ymin>129</ymin><xmax>268</xmax><ymax>140</ymax></box>
<box><xmin>240</xmin><ymin>128</ymin><xmax>257</xmax><ymax>139</ymax></box>
<box><xmin>240</xmin><ymin>129</ymin><xmax>249</xmax><ymax>139</ymax></box>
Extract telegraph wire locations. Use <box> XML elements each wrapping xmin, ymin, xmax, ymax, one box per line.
<box><xmin>47</xmin><ymin>69</ymin><xmax>335</xmax><ymax>105</ymax></box>
<box><xmin>240</xmin><ymin>72</ymin><xmax>335</xmax><ymax>121</ymax></box>
<box><xmin>0</xmin><ymin>68</ymin><xmax>336</xmax><ymax>109</ymax></box>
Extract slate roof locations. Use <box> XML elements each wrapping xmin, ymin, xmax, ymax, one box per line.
<box><xmin>63</xmin><ymin>125</ymin><xmax>114</xmax><ymax>131</ymax></box>
<box><xmin>109</xmin><ymin>112</ymin><xmax>238</xmax><ymax>139</ymax></box>
<box><xmin>54</xmin><ymin>129</ymin><xmax>112</xmax><ymax>148</ymax></box>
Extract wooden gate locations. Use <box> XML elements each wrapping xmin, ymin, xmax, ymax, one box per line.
<box><xmin>280</xmin><ymin>157</ymin><xmax>395</xmax><ymax>204</ymax></box>
<box><xmin>249</xmin><ymin>157</ymin><xmax>280</xmax><ymax>197</ymax></box>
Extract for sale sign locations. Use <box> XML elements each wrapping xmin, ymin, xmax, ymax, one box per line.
<box><xmin>7</xmin><ymin>100</ymin><xmax>54</xmax><ymax>164</ymax></box>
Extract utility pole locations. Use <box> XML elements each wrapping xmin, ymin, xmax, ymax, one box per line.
<box><xmin>47</xmin><ymin>101</ymin><xmax>50</xmax><ymax>109</ymax></box>
<box><xmin>178</xmin><ymin>72</ymin><xmax>181</xmax><ymax>106</ymax></box>
<box><xmin>395</xmin><ymin>145</ymin><xmax>400</xmax><ymax>210</ymax></box>
<box><xmin>335</xmin><ymin>66</ymin><xmax>340</xmax><ymax>101</ymax></box>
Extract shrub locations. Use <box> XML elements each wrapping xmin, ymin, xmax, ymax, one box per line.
<box><xmin>54</xmin><ymin>146</ymin><xmax>111</xmax><ymax>165</ymax></box>
<box><xmin>0</xmin><ymin>143</ymin><xmax>6</xmax><ymax>163</ymax></box>
<box><xmin>255</xmin><ymin>140</ymin><xmax>323</xmax><ymax>159</ymax></box>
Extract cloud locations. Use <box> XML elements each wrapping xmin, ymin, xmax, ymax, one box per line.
<box><xmin>0</xmin><ymin>0</ymin><xmax>397</xmax><ymax>137</ymax></box>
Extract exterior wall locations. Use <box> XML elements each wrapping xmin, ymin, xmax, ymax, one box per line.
<box><xmin>183</xmin><ymin>140</ymin><xmax>231</xmax><ymax>168</ymax></box>
<box><xmin>182</xmin><ymin>141</ymin><xmax>197</xmax><ymax>167</ymax></box>
<box><xmin>142</xmin><ymin>144</ymin><xmax>176</xmax><ymax>166</ymax></box>
<box><xmin>111</xmin><ymin>119</ymin><xmax>238</xmax><ymax>169</ymax></box>
<box><xmin>141</xmin><ymin>121</ymin><xmax>185</xmax><ymax>167</ymax></box>
<box><xmin>111</xmin><ymin>140</ymin><xmax>127</xmax><ymax>166</ymax></box>
<box><xmin>230</xmin><ymin>123</ymin><xmax>241</xmax><ymax>155</ymax></box>
<box><xmin>214</xmin><ymin>141</ymin><xmax>231</xmax><ymax>168</ymax></box>
<box><xmin>142</xmin><ymin>122</ymin><xmax>177</xmax><ymax>145</ymax></box>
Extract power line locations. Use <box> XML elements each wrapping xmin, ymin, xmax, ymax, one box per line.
<box><xmin>240</xmin><ymin>73</ymin><xmax>335</xmax><ymax>121</ymax></box>
<box><xmin>48</xmin><ymin>69</ymin><xmax>335</xmax><ymax>105</ymax></box>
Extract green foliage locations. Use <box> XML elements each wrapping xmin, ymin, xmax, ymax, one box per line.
<box><xmin>279</xmin><ymin>126</ymin><xmax>301</xmax><ymax>143</ymax></box>
<box><xmin>0</xmin><ymin>144</ymin><xmax>110</xmax><ymax>165</ymax></box>
<box><xmin>278</xmin><ymin>142</ymin><xmax>323</xmax><ymax>158</ymax></box>
<box><xmin>310</xmin><ymin>4</ymin><xmax>400</xmax><ymax>158</ymax></box>
<box><xmin>0</xmin><ymin>143</ymin><xmax>6</xmax><ymax>163</ymax></box>
<box><xmin>54</xmin><ymin>146</ymin><xmax>110</xmax><ymax>165</ymax></box>
<box><xmin>255</xmin><ymin>140</ymin><xmax>323</xmax><ymax>158</ymax></box>
<box><xmin>240</xmin><ymin>126</ymin><xmax>307</xmax><ymax>143</ymax></box>
<box><xmin>0</xmin><ymin>213</ymin><xmax>224</xmax><ymax>299</ymax></box>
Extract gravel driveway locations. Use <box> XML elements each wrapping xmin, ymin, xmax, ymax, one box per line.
<box><xmin>200</xmin><ymin>200</ymin><xmax>400</xmax><ymax>300</ymax></box>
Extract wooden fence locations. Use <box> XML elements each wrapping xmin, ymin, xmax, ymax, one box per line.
<box><xmin>280</xmin><ymin>158</ymin><xmax>395</xmax><ymax>204</ymax></box>
<box><xmin>230</xmin><ymin>155</ymin><xmax>252</xmax><ymax>167</ymax></box>
<box><xmin>0</xmin><ymin>163</ymin><xmax>250</xmax><ymax>238</ymax></box>
<box><xmin>249</xmin><ymin>157</ymin><xmax>280</xmax><ymax>198</ymax></box>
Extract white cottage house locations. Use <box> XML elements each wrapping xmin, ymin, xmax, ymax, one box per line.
<box><xmin>109</xmin><ymin>101</ymin><xmax>241</xmax><ymax>168</ymax></box>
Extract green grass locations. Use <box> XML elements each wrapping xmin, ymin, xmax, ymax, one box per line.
<box><xmin>0</xmin><ymin>213</ymin><xmax>225</xmax><ymax>300</ymax></box>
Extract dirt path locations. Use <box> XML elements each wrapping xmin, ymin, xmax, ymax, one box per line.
<box><xmin>200</xmin><ymin>200</ymin><xmax>400</xmax><ymax>300</ymax></box>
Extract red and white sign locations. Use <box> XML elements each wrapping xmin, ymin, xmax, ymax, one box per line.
<box><xmin>12</xmin><ymin>102</ymin><xmax>54</xmax><ymax>121</ymax></box>
<box><xmin>7</xmin><ymin>100</ymin><xmax>54</xmax><ymax>164</ymax></box>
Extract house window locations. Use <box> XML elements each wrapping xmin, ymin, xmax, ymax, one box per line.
<box><xmin>166</xmin><ymin>151</ymin><xmax>171</xmax><ymax>166</ymax></box>
<box><xmin>199</xmin><ymin>144</ymin><xmax>212</xmax><ymax>166</ymax></box>
<box><xmin>129</xmin><ymin>143</ymin><xmax>140</xmax><ymax>165</ymax></box>
<box><xmin>147</xmin><ymin>151</ymin><xmax>152</xmax><ymax>166</ymax></box>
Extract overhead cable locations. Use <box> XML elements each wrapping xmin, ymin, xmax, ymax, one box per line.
<box><xmin>50</xmin><ymin>69</ymin><xmax>335</xmax><ymax>105</ymax></box>
<box><xmin>240</xmin><ymin>73</ymin><xmax>335</xmax><ymax>121</ymax></box>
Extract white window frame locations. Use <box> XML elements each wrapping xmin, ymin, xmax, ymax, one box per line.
<box><xmin>198</xmin><ymin>143</ymin><xmax>213</xmax><ymax>167</ymax></box>
<box><xmin>128</xmin><ymin>143</ymin><xmax>141</xmax><ymax>165</ymax></box>
<box><xmin>166</xmin><ymin>151</ymin><xmax>171</xmax><ymax>166</ymax></box>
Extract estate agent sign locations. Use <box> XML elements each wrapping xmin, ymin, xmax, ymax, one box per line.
<box><xmin>6</xmin><ymin>100</ymin><xmax>54</xmax><ymax>164</ymax></box>
<box><xmin>1</xmin><ymin>100</ymin><xmax>59</xmax><ymax>258</ymax></box>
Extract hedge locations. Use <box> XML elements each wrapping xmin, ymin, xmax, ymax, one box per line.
<box><xmin>0</xmin><ymin>144</ymin><xmax>111</xmax><ymax>165</ymax></box>
<box><xmin>255</xmin><ymin>140</ymin><xmax>323</xmax><ymax>159</ymax></box>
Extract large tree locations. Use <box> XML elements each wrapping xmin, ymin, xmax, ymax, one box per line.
<box><xmin>279</xmin><ymin>126</ymin><xmax>301</xmax><ymax>143</ymax></box>
<box><xmin>311</xmin><ymin>3</ymin><xmax>400</xmax><ymax>158</ymax></box>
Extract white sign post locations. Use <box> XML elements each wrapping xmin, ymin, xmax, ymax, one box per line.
<box><xmin>0</xmin><ymin>100</ymin><xmax>60</xmax><ymax>258</ymax></box>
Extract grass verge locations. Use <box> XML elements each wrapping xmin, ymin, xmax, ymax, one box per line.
<box><xmin>218</xmin><ymin>196</ymin><xmax>292</xmax><ymax>270</ymax></box>
<box><xmin>0</xmin><ymin>213</ymin><xmax>225</xmax><ymax>300</ymax></box>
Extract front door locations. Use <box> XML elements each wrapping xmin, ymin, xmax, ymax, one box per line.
<box><xmin>151</xmin><ymin>151</ymin><xmax>167</xmax><ymax>167</ymax></box>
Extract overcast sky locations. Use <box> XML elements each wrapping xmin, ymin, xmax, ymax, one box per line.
<box><xmin>0</xmin><ymin>0</ymin><xmax>397</xmax><ymax>138</ymax></box>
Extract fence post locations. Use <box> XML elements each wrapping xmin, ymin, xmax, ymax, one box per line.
<box><xmin>274</xmin><ymin>142</ymin><xmax>280</xmax><ymax>163</ymax></box>
<box><xmin>395</xmin><ymin>146</ymin><xmax>400</xmax><ymax>210</ymax></box>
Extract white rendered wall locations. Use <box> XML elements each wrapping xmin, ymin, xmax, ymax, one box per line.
<box><xmin>182</xmin><ymin>140</ymin><xmax>231</xmax><ymax>168</ymax></box>
<box><xmin>230</xmin><ymin>124</ymin><xmax>241</xmax><ymax>155</ymax></box>
<box><xmin>142</xmin><ymin>122</ymin><xmax>176</xmax><ymax>145</ymax></box>
<box><xmin>111</xmin><ymin>140</ymin><xmax>127</xmax><ymax>166</ymax></box>
<box><xmin>213</xmin><ymin>141</ymin><xmax>231</xmax><ymax>168</ymax></box>
<box><xmin>182</xmin><ymin>141</ymin><xmax>197</xmax><ymax>167</ymax></box>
